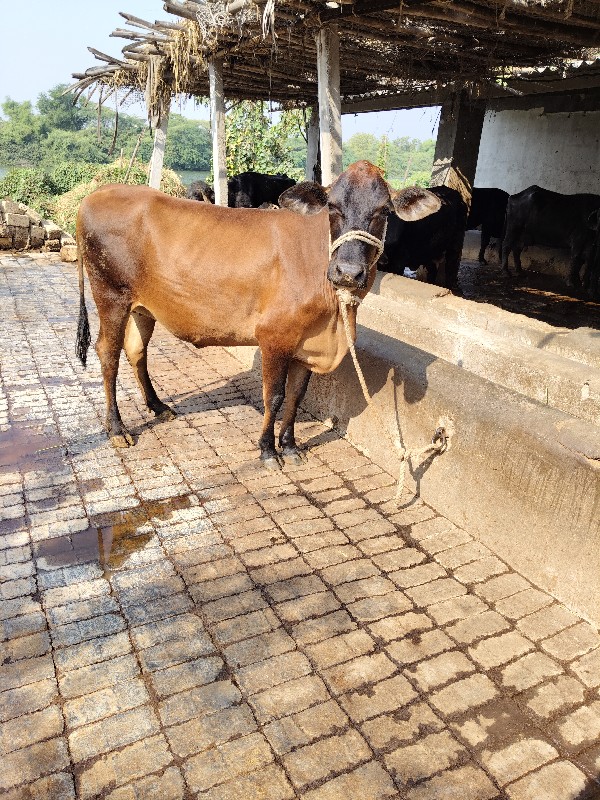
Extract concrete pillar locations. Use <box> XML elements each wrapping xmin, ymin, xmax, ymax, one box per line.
<box><xmin>305</xmin><ymin>106</ymin><xmax>321</xmax><ymax>183</ymax></box>
<box><xmin>209</xmin><ymin>58</ymin><xmax>228</xmax><ymax>206</ymax></box>
<box><xmin>148</xmin><ymin>111</ymin><xmax>169</xmax><ymax>189</ymax></box>
<box><xmin>316</xmin><ymin>27</ymin><xmax>342</xmax><ymax>186</ymax></box>
<box><xmin>430</xmin><ymin>91</ymin><xmax>486</xmax><ymax>208</ymax></box>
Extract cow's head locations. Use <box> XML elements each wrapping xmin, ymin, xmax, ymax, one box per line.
<box><xmin>279</xmin><ymin>160</ymin><xmax>441</xmax><ymax>291</ymax></box>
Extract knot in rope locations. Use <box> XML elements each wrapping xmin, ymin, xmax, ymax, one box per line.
<box><xmin>336</xmin><ymin>287</ymin><xmax>450</xmax><ymax>503</ymax></box>
<box><xmin>329</xmin><ymin>218</ymin><xmax>388</xmax><ymax>270</ymax></box>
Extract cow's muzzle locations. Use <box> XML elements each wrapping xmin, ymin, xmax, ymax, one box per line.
<box><xmin>328</xmin><ymin>226</ymin><xmax>386</xmax><ymax>289</ymax></box>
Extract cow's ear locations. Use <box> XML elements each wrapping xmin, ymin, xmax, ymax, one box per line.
<box><xmin>279</xmin><ymin>181</ymin><xmax>329</xmax><ymax>215</ymax></box>
<box><xmin>391</xmin><ymin>186</ymin><xmax>442</xmax><ymax>221</ymax></box>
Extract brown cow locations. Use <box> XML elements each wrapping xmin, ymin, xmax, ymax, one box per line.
<box><xmin>75</xmin><ymin>161</ymin><xmax>440</xmax><ymax>469</ymax></box>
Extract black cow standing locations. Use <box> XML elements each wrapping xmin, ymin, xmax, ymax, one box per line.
<box><xmin>228</xmin><ymin>172</ymin><xmax>296</xmax><ymax>208</ymax></box>
<box><xmin>501</xmin><ymin>185</ymin><xmax>600</xmax><ymax>285</ymax></box>
<box><xmin>380</xmin><ymin>185</ymin><xmax>468</xmax><ymax>289</ymax></box>
<box><xmin>466</xmin><ymin>188</ymin><xmax>509</xmax><ymax>264</ymax></box>
<box><xmin>186</xmin><ymin>180</ymin><xmax>215</xmax><ymax>203</ymax></box>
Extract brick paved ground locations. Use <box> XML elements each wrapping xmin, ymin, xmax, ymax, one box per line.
<box><xmin>1</xmin><ymin>251</ymin><xmax>600</xmax><ymax>800</ymax></box>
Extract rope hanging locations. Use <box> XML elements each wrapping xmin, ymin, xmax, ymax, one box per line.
<box><xmin>336</xmin><ymin>280</ymin><xmax>450</xmax><ymax>502</ymax></box>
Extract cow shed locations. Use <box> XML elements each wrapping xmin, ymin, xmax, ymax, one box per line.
<box><xmin>71</xmin><ymin>2</ymin><xmax>600</xmax><ymax>625</ymax></box>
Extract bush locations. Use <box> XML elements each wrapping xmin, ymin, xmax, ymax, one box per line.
<box><xmin>50</xmin><ymin>159</ymin><xmax>186</xmax><ymax>235</ymax></box>
<box><xmin>51</xmin><ymin>162</ymin><xmax>99</xmax><ymax>195</ymax></box>
<box><xmin>0</xmin><ymin>167</ymin><xmax>57</xmax><ymax>214</ymax></box>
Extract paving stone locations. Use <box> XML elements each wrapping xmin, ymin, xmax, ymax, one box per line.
<box><xmin>430</xmin><ymin>674</ymin><xmax>499</xmax><ymax>717</ymax></box>
<box><xmin>524</xmin><ymin>675</ymin><xmax>586</xmax><ymax>719</ymax></box>
<box><xmin>199</xmin><ymin>763</ymin><xmax>294</xmax><ymax>800</ymax></box>
<box><xmin>0</xmin><ymin>704</ymin><xmax>64</xmax><ymax>756</ymax></box>
<box><xmin>427</xmin><ymin>593</ymin><xmax>489</xmax><ymax>625</ymax></box>
<box><xmin>283</xmin><ymin>728</ymin><xmax>371</xmax><ymax>788</ymax></box>
<box><xmin>322</xmin><ymin>651</ymin><xmax>397</xmax><ymax>695</ymax></box>
<box><xmin>385</xmin><ymin>729</ymin><xmax>467</xmax><ymax>787</ymax></box>
<box><xmin>340</xmin><ymin>674</ymin><xmax>417</xmax><ymax>722</ymax></box>
<box><xmin>183</xmin><ymin>731</ymin><xmax>273</xmax><ymax>793</ymax></box>
<box><xmin>404</xmin><ymin>763</ymin><xmax>498</xmax><ymax>800</ymax></box>
<box><xmin>158</xmin><ymin>680</ymin><xmax>241</xmax><ymax>727</ymax></box>
<box><xmin>469</xmin><ymin>631</ymin><xmax>534</xmax><ymax>669</ymax></box>
<box><xmin>165</xmin><ymin>702</ymin><xmax>257</xmax><ymax>758</ymax></box>
<box><xmin>406</xmin><ymin>649</ymin><xmax>476</xmax><ymax>691</ymax></box>
<box><xmin>515</xmin><ymin>604</ymin><xmax>580</xmax><ymax>641</ymax></box>
<box><xmin>76</xmin><ymin>734</ymin><xmax>172</xmax><ymax>799</ymax></box>
<box><xmin>494</xmin><ymin>588</ymin><xmax>554</xmax><ymax>619</ymax></box>
<box><xmin>263</xmin><ymin>699</ymin><xmax>349</xmax><ymax>754</ymax></box>
<box><xmin>500</xmin><ymin>651</ymin><xmax>563</xmax><ymax>692</ymax></box>
<box><xmin>68</xmin><ymin>705</ymin><xmax>160</xmax><ymax>762</ymax></box>
<box><xmin>1</xmin><ymin>737</ymin><xmax>70</xmax><ymax>792</ymax></box>
<box><xmin>505</xmin><ymin>760</ymin><xmax>595</xmax><ymax>800</ymax></box>
<box><xmin>103</xmin><ymin>766</ymin><xmax>185</xmax><ymax>800</ymax></box>
<box><xmin>386</xmin><ymin>629</ymin><xmax>454</xmax><ymax>665</ymax></box>
<box><xmin>446</xmin><ymin>610</ymin><xmax>511</xmax><ymax>644</ymax></box>
<box><xmin>361</xmin><ymin>702</ymin><xmax>445</xmax><ymax>750</ymax></box>
<box><xmin>292</xmin><ymin>610</ymin><xmax>356</xmax><ymax>646</ymax></box>
<box><xmin>541</xmin><ymin>622</ymin><xmax>600</xmax><ymax>662</ymax></box>
<box><xmin>405</xmin><ymin>577</ymin><xmax>467</xmax><ymax>606</ymax></box>
<box><xmin>249</xmin><ymin>674</ymin><xmax>330</xmax><ymax>723</ymax></box>
<box><xmin>554</xmin><ymin>700</ymin><xmax>600</xmax><ymax>752</ymax></box>
<box><xmin>0</xmin><ymin>772</ymin><xmax>75</xmax><ymax>800</ymax></box>
<box><xmin>301</xmin><ymin>761</ymin><xmax>397</xmax><ymax>800</ymax></box>
<box><xmin>368</xmin><ymin>611</ymin><xmax>433</xmax><ymax>642</ymax></box>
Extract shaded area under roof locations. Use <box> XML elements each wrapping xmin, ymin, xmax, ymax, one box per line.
<box><xmin>71</xmin><ymin>0</ymin><xmax>600</xmax><ymax>112</ymax></box>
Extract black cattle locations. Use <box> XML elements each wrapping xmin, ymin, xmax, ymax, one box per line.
<box><xmin>583</xmin><ymin>208</ymin><xmax>600</xmax><ymax>300</ymax></box>
<box><xmin>380</xmin><ymin>185</ymin><xmax>468</xmax><ymax>289</ymax></box>
<box><xmin>501</xmin><ymin>185</ymin><xmax>600</xmax><ymax>285</ymax></box>
<box><xmin>228</xmin><ymin>172</ymin><xmax>296</xmax><ymax>208</ymax></box>
<box><xmin>186</xmin><ymin>180</ymin><xmax>215</xmax><ymax>203</ymax></box>
<box><xmin>466</xmin><ymin>188</ymin><xmax>509</xmax><ymax>264</ymax></box>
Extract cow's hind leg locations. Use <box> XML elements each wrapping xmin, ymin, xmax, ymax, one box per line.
<box><xmin>279</xmin><ymin>361</ymin><xmax>311</xmax><ymax>465</ymax></box>
<box><xmin>123</xmin><ymin>310</ymin><xmax>176</xmax><ymax>421</ymax></box>
<box><xmin>94</xmin><ymin>293</ymin><xmax>134</xmax><ymax>448</ymax></box>
<box><xmin>258</xmin><ymin>349</ymin><xmax>290</xmax><ymax>470</ymax></box>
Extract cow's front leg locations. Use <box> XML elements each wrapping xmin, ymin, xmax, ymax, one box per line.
<box><xmin>259</xmin><ymin>349</ymin><xmax>290</xmax><ymax>470</ymax></box>
<box><xmin>279</xmin><ymin>361</ymin><xmax>311</xmax><ymax>465</ymax></box>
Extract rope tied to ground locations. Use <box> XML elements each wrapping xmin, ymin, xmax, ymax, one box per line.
<box><xmin>336</xmin><ymin>285</ymin><xmax>450</xmax><ymax>503</ymax></box>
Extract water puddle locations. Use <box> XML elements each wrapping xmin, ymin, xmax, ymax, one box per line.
<box><xmin>35</xmin><ymin>495</ymin><xmax>194</xmax><ymax>574</ymax></box>
<box><xmin>0</xmin><ymin>425</ymin><xmax>65</xmax><ymax>473</ymax></box>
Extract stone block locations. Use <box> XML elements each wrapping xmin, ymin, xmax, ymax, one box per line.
<box><xmin>5</xmin><ymin>213</ymin><xmax>30</xmax><ymax>228</ymax></box>
<box><xmin>60</xmin><ymin>244</ymin><xmax>77</xmax><ymax>262</ymax></box>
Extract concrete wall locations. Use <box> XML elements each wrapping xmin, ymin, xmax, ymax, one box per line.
<box><xmin>475</xmin><ymin>107</ymin><xmax>600</xmax><ymax>194</ymax></box>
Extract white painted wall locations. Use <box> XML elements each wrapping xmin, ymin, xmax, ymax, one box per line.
<box><xmin>475</xmin><ymin>107</ymin><xmax>600</xmax><ymax>195</ymax></box>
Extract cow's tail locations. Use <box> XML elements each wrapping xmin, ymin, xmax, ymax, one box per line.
<box><xmin>75</xmin><ymin>243</ymin><xmax>91</xmax><ymax>368</ymax></box>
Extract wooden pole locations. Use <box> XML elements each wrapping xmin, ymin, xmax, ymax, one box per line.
<box><xmin>209</xmin><ymin>58</ymin><xmax>228</xmax><ymax>206</ymax></box>
<box><xmin>305</xmin><ymin>105</ymin><xmax>321</xmax><ymax>183</ymax></box>
<box><xmin>148</xmin><ymin>110</ymin><xmax>169</xmax><ymax>189</ymax></box>
<box><xmin>316</xmin><ymin>26</ymin><xmax>342</xmax><ymax>186</ymax></box>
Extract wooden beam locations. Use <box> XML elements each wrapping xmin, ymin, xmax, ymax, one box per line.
<box><xmin>316</xmin><ymin>26</ymin><xmax>342</xmax><ymax>185</ymax></box>
<box><xmin>209</xmin><ymin>58</ymin><xmax>228</xmax><ymax>206</ymax></box>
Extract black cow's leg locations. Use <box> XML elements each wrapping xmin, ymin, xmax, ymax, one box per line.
<box><xmin>94</xmin><ymin>293</ymin><xmax>134</xmax><ymax>448</ymax></box>
<box><xmin>279</xmin><ymin>361</ymin><xmax>311</xmax><ymax>464</ymax></box>
<box><xmin>258</xmin><ymin>349</ymin><xmax>289</xmax><ymax>470</ymax></box>
<box><xmin>123</xmin><ymin>310</ymin><xmax>176</xmax><ymax>420</ymax></box>
<box><xmin>478</xmin><ymin>227</ymin><xmax>490</xmax><ymax>264</ymax></box>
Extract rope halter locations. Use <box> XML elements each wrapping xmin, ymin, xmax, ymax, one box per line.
<box><xmin>329</xmin><ymin>217</ymin><xmax>388</xmax><ymax>273</ymax></box>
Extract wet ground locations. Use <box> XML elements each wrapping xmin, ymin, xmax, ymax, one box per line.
<box><xmin>1</xmin><ymin>251</ymin><xmax>600</xmax><ymax>800</ymax></box>
<box><xmin>457</xmin><ymin>258</ymin><xmax>600</xmax><ymax>330</ymax></box>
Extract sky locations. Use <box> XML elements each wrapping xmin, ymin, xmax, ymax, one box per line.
<box><xmin>0</xmin><ymin>0</ymin><xmax>440</xmax><ymax>142</ymax></box>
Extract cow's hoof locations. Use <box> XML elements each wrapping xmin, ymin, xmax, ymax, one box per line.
<box><xmin>156</xmin><ymin>406</ymin><xmax>177</xmax><ymax>421</ymax></box>
<box><xmin>110</xmin><ymin>431</ymin><xmax>134</xmax><ymax>448</ymax></box>
<box><xmin>261</xmin><ymin>455</ymin><xmax>283</xmax><ymax>471</ymax></box>
<box><xmin>282</xmin><ymin>449</ymin><xmax>307</xmax><ymax>466</ymax></box>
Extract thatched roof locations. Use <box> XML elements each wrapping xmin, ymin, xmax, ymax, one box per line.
<box><xmin>71</xmin><ymin>0</ymin><xmax>600</xmax><ymax>113</ymax></box>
